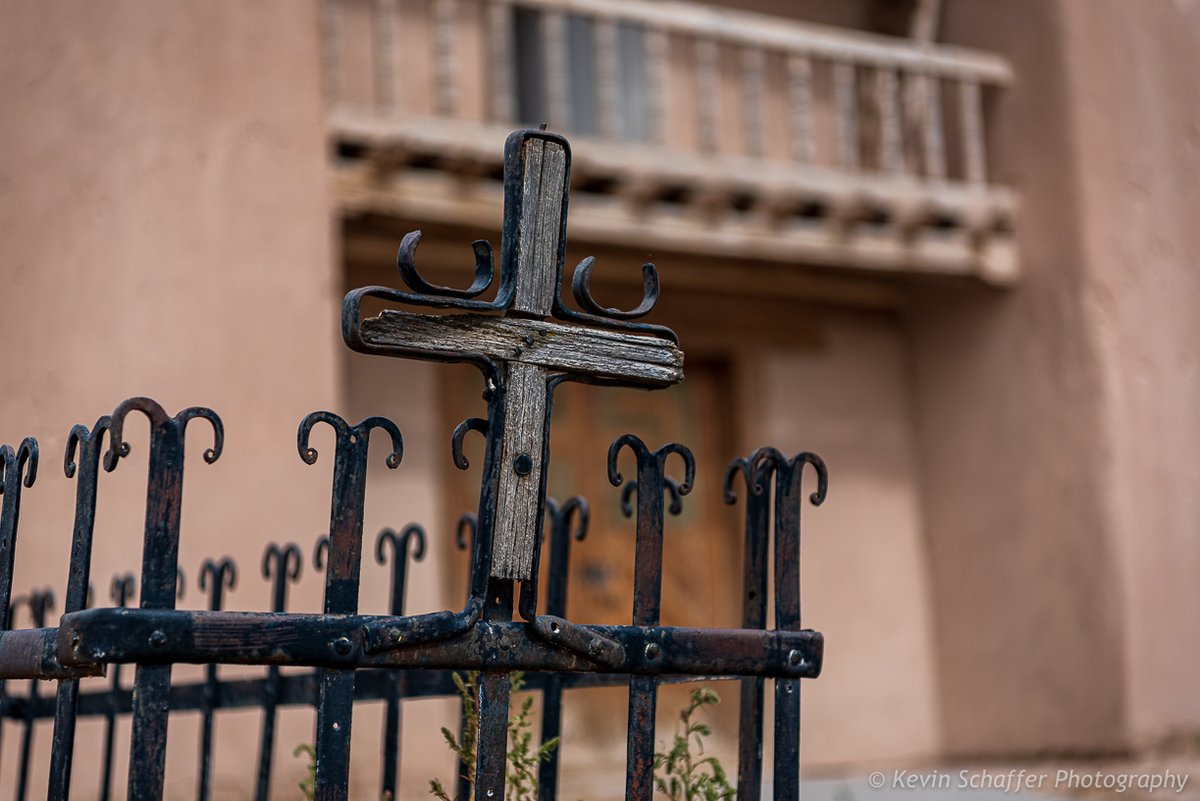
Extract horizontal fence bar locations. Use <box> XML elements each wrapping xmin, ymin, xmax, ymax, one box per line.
<box><xmin>59</xmin><ymin>609</ymin><xmax>823</xmax><ymax>678</ymax></box>
<box><xmin>0</xmin><ymin>628</ymin><xmax>103</xmax><ymax>680</ymax></box>
<box><xmin>0</xmin><ymin>667</ymin><xmax>740</xmax><ymax>721</ymax></box>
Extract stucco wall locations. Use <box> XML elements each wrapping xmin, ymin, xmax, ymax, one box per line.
<box><xmin>753</xmin><ymin>311</ymin><xmax>941</xmax><ymax>768</ymax></box>
<box><xmin>1057</xmin><ymin>0</ymin><xmax>1200</xmax><ymax>746</ymax></box>
<box><xmin>0</xmin><ymin>2</ymin><xmax>337</xmax><ymax>797</ymax></box>
<box><xmin>912</xmin><ymin>0</ymin><xmax>1200</xmax><ymax>756</ymax></box>
<box><xmin>909</xmin><ymin>0</ymin><xmax>1127</xmax><ymax>756</ymax></box>
<box><xmin>3</xmin><ymin>0</ymin><xmax>1197</xmax><ymax>793</ymax></box>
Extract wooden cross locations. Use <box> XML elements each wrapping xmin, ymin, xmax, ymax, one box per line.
<box><xmin>345</xmin><ymin>129</ymin><xmax>684</xmax><ymax>581</ymax></box>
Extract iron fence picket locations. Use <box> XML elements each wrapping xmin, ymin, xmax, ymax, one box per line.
<box><xmin>256</xmin><ymin>543</ymin><xmax>302</xmax><ymax>801</ymax></box>
<box><xmin>376</xmin><ymin>524</ymin><xmax>424</xmax><ymax>800</ymax></box>
<box><xmin>16</xmin><ymin>591</ymin><xmax>54</xmax><ymax>801</ymax></box>
<box><xmin>197</xmin><ymin>558</ymin><xmax>237</xmax><ymax>801</ymax></box>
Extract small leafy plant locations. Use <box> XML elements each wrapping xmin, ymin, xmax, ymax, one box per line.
<box><xmin>652</xmin><ymin>688</ymin><xmax>735</xmax><ymax>801</ymax></box>
<box><xmin>293</xmin><ymin>742</ymin><xmax>317</xmax><ymax>801</ymax></box>
<box><xmin>299</xmin><ymin>681</ymin><xmax>734</xmax><ymax>801</ymax></box>
<box><xmin>430</xmin><ymin>671</ymin><xmax>561</xmax><ymax>801</ymax></box>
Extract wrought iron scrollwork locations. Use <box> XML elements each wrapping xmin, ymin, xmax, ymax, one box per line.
<box><xmin>451</xmin><ymin>417</ymin><xmax>489</xmax><ymax>470</ymax></box>
<box><xmin>570</xmin><ymin>256</ymin><xmax>660</xmax><ymax>320</ymax></box>
<box><xmin>621</xmin><ymin>476</ymin><xmax>685</xmax><ymax>517</ymax></box>
<box><xmin>297</xmin><ymin>412</ymin><xmax>404</xmax><ymax>470</ymax></box>
<box><xmin>397</xmin><ymin>230</ymin><xmax>496</xmax><ymax>300</ymax></box>
<box><xmin>261</xmin><ymin>543</ymin><xmax>302</xmax><ymax>597</ymax></box>
<box><xmin>0</xmin><ymin>437</ymin><xmax>38</xmax><ymax>641</ymax></box>
<box><xmin>313</xmin><ymin>534</ymin><xmax>330</xmax><ymax>571</ymax></box>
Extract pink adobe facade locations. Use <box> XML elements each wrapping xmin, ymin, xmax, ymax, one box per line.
<box><xmin>0</xmin><ymin>1</ymin><xmax>1198</xmax><ymax>798</ymax></box>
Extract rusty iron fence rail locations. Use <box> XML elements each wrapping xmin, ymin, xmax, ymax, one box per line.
<box><xmin>0</xmin><ymin>129</ymin><xmax>827</xmax><ymax>801</ymax></box>
<box><xmin>0</xmin><ymin>518</ymin><xmax>718</xmax><ymax>801</ymax></box>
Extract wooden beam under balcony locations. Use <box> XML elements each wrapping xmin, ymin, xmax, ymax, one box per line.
<box><xmin>330</xmin><ymin>115</ymin><xmax>1018</xmax><ymax>286</ymax></box>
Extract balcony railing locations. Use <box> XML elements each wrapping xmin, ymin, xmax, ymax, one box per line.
<box><xmin>324</xmin><ymin>0</ymin><xmax>1018</xmax><ymax>284</ymax></box>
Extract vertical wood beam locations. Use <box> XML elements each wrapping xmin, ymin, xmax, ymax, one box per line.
<box><xmin>646</xmin><ymin>27</ymin><xmax>670</xmax><ymax>146</ymax></box>
<box><xmin>433</xmin><ymin>0</ymin><xmax>458</xmax><ymax>117</ymax></box>
<box><xmin>596</xmin><ymin>18</ymin><xmax>619</xmax><ymax>140</ymax></box>
<box><xmin>373</xmin><ymin>0</ymin><xmax>397</xmax><ymax>114</ymax></box>
<box><xmin>920</xmin><ymin>72</ymin><xmax>946</xmax><ymax>179</ymax></box>
<box><xmin>787</xmin><ymin>53</ymin><xmax>815</xmax><ymax>163</ymax></box>
<box><xmin>511</xmin><ymin>138</ymin><xmax>567</xmax><ymax>317</ymax></box>
<box><xmin>696</xmin><ymin>37</ymin><xmax>720</xmax><ymax>154</ymax></box>
<box><xmin>543</xmin><ymin>10</ymin><xmax>570</xmax><ymax>129</ymax></box>
<box><xmin>742</xmin><ymin>46</ymin><xmax>767</xmax><ymax>158</ymax></box>
<box><xmin>321</xmin><ymin>0</ymin><xmax>343</xmax><ymax>111</ymax></box>
<box><xmin>487</xmin><ymin>0</ymin><xmax>516</xmax><ymax>123</ymax></box>
<box><xmin>910</xmin><ymin>0</ymin><xmax>943</xmax><ymax>43</ymax></box>
<box><xmin>875</xmin><ymin>67</ymin><xmax>902</xmax><ymax>174</ymax></box>
<box><xmin>959</xmin><ymin>78</ymin><xmax>986</xmax><ymax>184</ymax></box>
<box><xmin>833</xmin><ymin>61</ymin><xmax>858</xmax><ymax>169</ymax></box>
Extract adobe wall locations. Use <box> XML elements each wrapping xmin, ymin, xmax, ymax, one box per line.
<box><xmin>908</xmin><ymin>0</ymin><xmax>1127</xmax><ymax>756</ymax></box>
<box><xmin>912</xmin><ymin>0</ymin><xmax>1200</xmax><ymax>756</ymax></box>
<box><xmin>1057</xmin><ymin>0</ymin><xmax>1200</xmax><ymax>747</ymax></box>
<box><xmin>752</xmin><ymin>310</ymin><xmax>941</xmax><ymax>769</ymax></box>
<box><xmin>0</xmin><ymin>2</ymin><xmax>348</xmax><ymax>797</ymax></box>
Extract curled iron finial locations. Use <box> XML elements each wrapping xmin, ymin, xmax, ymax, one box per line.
<box><xmin>104</xmin><ymin>398</ymin><xmax>223</xmax><ymax>470</ymax></box>
<box><xmin>65</xmin><ymin>418</ymin><xmax>113</xmax><ymax>479</ymax></box>
<box><xmin>297</xmin><ymin>413</ymin><xmax>349</xmax><ymax>465</ymax></box>
<box><xmin>557</xmin><ymin>496</ymin><xmax>590</xmax><ymax>542</ymax></box>
<box><xmin>103</xmin><ymin>397</ymin><xmax>164</xmax><ymax>470</ymax></box>
<box><xmin>376</xmin><ymin>523</ymin><xmax>427</xmax><ymax>565</ymax></box>
<box><xmin>14</xmin><ymin>437</ymin><xmax>38</xmax><ymax>488</ymax></box>
<box><xmin>262</xmin><ymin>542</ymin><xmax>302</xmax><ymax>614</ymax></box>
<box><xmin>297</xmin><ymin>412</ymin><xmax>404</xmax><ymax>469</ymax></box>
<box><xmin>606</xmin><ymin>434</ymin><xmax>647</xmax><ymax>487</ymax></box>
<box><xmin>455</xmin><ymin>513</ymin><xmax>477</xmax><ymax>550</ymax></box>
<box><xmin>397</xmin><ymin>230</ymin><xmax>496</xmax><ymax>299</ymax></box>
<box><xmin>15</xmin><ymin>588</ymin><xmax>56</xmax><ymax>627</ymax></box>
<box><xmin>198</xmin><ymin>558</ymin><xmax>237</xmax><ymax>594</ymax></box>
<box><xmin>261</xmin><ymin>542</ymin><xmax>302</xmax><ymax>583</ymax></box>
<box><xmin>723</xmin><ymin>457</ymin><xmax>752</xmax><ymax>504</ymax></box>
<box><xmin>313</xmin><ymin>534</ymin><xmax>331</xmax><ymax>570</ymax></box>
<box><xmin>1</xmin><ymin>437</ymin><xmax>40</xmax><ymax>489</ymax></box>
<box><xmin>199</xmin><ymin>557</ymin><xmax>237</xmax><ymax>613</ymax></box>
<box><xmin>749</xmin><ymin>448</ymin><xmax>827</xmax><ymax>506</ymax></box>
<box><xmin>451</xmin><ymin>418</ymin><xmax>489</xmax><ymax>470</ymax></box>
<box><xmin>621</xmin><ymin>482</ymin><xmax>638</xmax><ymax>516</ymax></box>
<box><xmin>790</xmin><ymin>452</ymin><xmax>829</xmax><ymax>506</ymax></box>
<box><xmin>64</xmin><ymin>425</ymin><xmax>89</xmax><ymax>479</ymax></box>
<box><xmin>110</xmin><ymin>573</ymin><xmax>136</xmax><ymax>607</ymax></box>
<box><xmin>723</xmin><ymin>446</ymin><xmax>784</xmax><ymax>504</ymax></box>
<box><xmin>176</xmin><ymin>408</ymin><xmax>225</xmax><ymax>464</ymax></box>
<box><xmin>9</xmin><ymin>588</ymin><xmax>56</xmax><ymax>627</ymax></box>
<box><xmin>607</xmin><ymin>435</ymin><xmax>694</xmax><ymax>496</ymax></box>
<box><xmin>659</xmin><ymin>444</ymin><xmax>695</xmax><ymax>496</ymax></box>
<box><xmin>621</xmin><ymin>476</ymin><xmax>685</xmax><ymax>517</ymax></box>
<box><xmin>571</xmin><ymin>257</ymin><xmax>660</xmax><ymax>320</ymax></box>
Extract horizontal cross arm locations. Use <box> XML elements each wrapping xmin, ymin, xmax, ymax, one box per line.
<box><xmin>57</xmin><ymin>608</ymin><xmax>821</xmax><ymax>679</ymax></box>
<box><xmin>359</xmin><ymin>310</ymin><xmax>684</xmax><ymax>386</ymax></box>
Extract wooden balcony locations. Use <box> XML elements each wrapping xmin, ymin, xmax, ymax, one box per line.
<box><xmin>324</xmin><ymin>0</ymin><xmax>1018</xmax><ymax>286</ymax></box>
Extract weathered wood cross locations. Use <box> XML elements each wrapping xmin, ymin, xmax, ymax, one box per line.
<box><xmin>344</xmin><ymin>129</ymin><xmax>684</xmax><ymax>581</ymax></box>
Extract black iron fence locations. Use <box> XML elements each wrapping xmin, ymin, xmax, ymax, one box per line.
<box><xmin>0</xmin><ymin>128</ymin><xmax>828</xmax><ymax>801</ymax></box>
